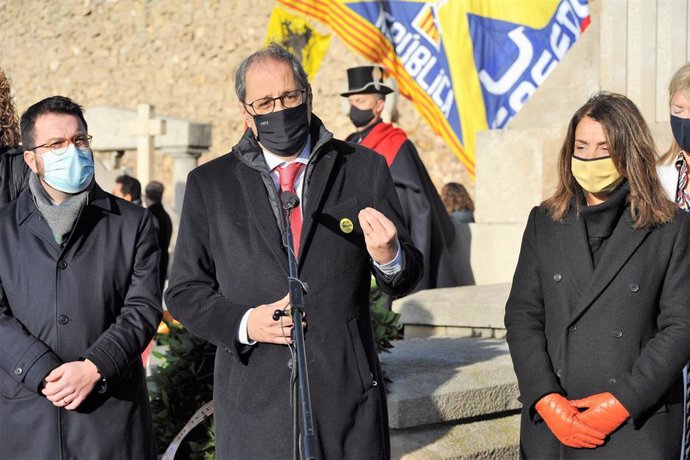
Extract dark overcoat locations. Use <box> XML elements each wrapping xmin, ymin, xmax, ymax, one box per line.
<box><xmin>0</xmin><ymin>146</ymin><xmax>29</xmax><ymax>205</ymax></box>
<box><xmin>165</xmin><ymin>117</ymin><xmax>423</xmax><ymax>460</ymax></box>
<box><xmin>0</xmin><ymin>183</ymin><xmax>162</xmax><ymax>460</ymax></box>
<box><xmin>505</xmin><ymin>204</ymin><xmax>690</xmax><ymax>459</ymax></box>
<box><xmin>146</xmin><ymin>202</ymin><xmax>173</xmax><ymax>287</ymax></box>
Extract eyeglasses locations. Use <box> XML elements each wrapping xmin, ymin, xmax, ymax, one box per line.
<box><xmin>28</xmin><ymin>134</ymin><xmax>93</xmax><ymax>155</ymax></box>
<box><xmin>244</xmin><ymin>89</ymin><xmax>306</xmax><ymax>115</ymax></box>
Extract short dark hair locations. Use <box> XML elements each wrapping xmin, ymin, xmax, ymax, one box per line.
<box><xmin>20</xmin><ymin>96</ymin><xmax>88</xmax><ymax>149</ymax></box>
<box><xmin>115</xmin><ymin>174</ymin><xmax>142</xmax><ymax>202</ymax></box>
<box><xmin>145</xmin><ymin>180</ymin><xmax>164</xmax><ymax>203</ymax></box>
<box><xmin>234</xmin><ymin>43</ymin><xmax>309</xmax><ymax>103</ymax></box>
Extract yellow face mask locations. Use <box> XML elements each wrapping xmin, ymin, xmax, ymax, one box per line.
<box><xmin>571</xmin><ymin>156</ymin><xmax>623</xmax><ymax>194</ymax></box>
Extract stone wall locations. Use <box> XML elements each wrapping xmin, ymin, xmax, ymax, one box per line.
<box><xmin>0</xmin><ymin>0</ymin><xmax>470</xmax><ymax>197</ymax></box>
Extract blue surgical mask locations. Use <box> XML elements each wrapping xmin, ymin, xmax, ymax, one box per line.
<box><xmin>41</xmin><ymin>144</ymin><xmax>94</xmax><ymax>193</ymax></box>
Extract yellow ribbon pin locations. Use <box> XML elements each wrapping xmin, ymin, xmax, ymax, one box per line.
<box><xmin>340</xmin><ymin>218</ymin><xmax>354</xmax><ymax>234</ymax></box>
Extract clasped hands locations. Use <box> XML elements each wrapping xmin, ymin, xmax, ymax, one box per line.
<box><xmin>41</xmin><ymin>359</ymin><xmax>101</xmax><ymax>410</ymax></box>
<box><xmin>535</xmin><ymin>392</ymin><xmax>629</xmax><ymax>448</ymax></box>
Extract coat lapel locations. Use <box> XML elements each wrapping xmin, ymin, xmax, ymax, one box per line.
<box><xmin>16</xmin><ymin>192</ymin><xmax>61</xmax><ymax>252</ymax></box>
<box><xmin>237</xmin><ymin>163</ymin><xmax>288</xmax><ymax>270</ymax></box>
<box><xmin>558</xmin><ymin>212</ymin><xmax>594</xmax><ymax>297</ymax></box>
<box><xmin>567</xmin><ymin>210</ymin><xmax>650</xmax><ymax>324</ymax></box>
<box><xmin>298</xmin><ymin>147</ymin><xmax>338</xmax><ymax>264</ymax></box>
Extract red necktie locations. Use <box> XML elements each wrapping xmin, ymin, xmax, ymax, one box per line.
<box><xmin>277</xmin><ymin>163</ymin><xmax>303</xmax><ymax>256</ymax></box>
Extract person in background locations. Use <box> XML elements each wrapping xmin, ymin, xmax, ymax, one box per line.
<box><xmin>655</xmin><ymin>61</ymin><xmax>690</xmax><ymax>459</ymax></box>
<box><xmin>165</xmin><ymin>44</ymin><xmax>422</xmax><ymax>459</ymax></box>
<box><xmin>342</xmin><ymin>65</ymin><xmax>457</xmax><ymax>290</ymax></box>
<box><xmin>505</xmin><ymin>92</ymin><xmax>690</xmax><ymax>458</ymax></box>
<box><xmin>0</xmin><ymin>95</ymin><xmax>161</xmax><ymax>458</ymax></box>
<box><xmin>145</xmin><ymin>180</ymin><xmax>173</xmax><ymax>288</ymax></box>
<box><xmin>438</xmin><ymin>181</ymin><xmax>475</xmax><ymax>286</ymax></box>
<box><xmin>441</xmin><ymin>182</ymin><xmax>475</xmax><ymax>223</ymax></box>
<box><xmin>113</xmin><ymin>173</ymin><xmax>142</xmax><ymax>205</ymax></box>
<box><xmin>0</xmin><ymin>67</ymin><xmax>29</xmax><ymax>204</ymax></box>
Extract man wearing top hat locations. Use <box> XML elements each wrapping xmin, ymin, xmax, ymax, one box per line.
<box><xmin>342</xmin><ymin>65</ymin><xmax>461</xmax><ymax>291</ymax></box>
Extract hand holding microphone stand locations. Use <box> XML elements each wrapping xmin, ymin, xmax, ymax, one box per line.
<box><xmin>277</xmin><ymin>190</ymin><xmax>317</xmax><ymax>460</ymax></box>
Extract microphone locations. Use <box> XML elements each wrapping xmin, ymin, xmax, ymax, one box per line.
<box><xmin>281</xmin><ymin>191</ymin><xmax>300</xmax><ymax>211</ymax></box>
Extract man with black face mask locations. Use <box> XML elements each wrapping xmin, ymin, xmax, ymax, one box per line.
<box><xmin>165</xmin><ymin>44</ymin><xmax>423</xmax><ymax>459</ymax></box>
<box><xmin>343</xmin><ymin>65</ymin><xmax>461</xmax><ymax>291</ymax></box>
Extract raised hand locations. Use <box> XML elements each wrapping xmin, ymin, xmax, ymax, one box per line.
<box><xmin>358</xmin><ymin>207</ymin><xmax>399</xmax><ymax>265</ymax></box>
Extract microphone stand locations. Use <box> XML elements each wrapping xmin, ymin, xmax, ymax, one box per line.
<box><xmin>280</xmin><ymin>191</ymin><xmax>317</xmax><ymax>460</ymax></box>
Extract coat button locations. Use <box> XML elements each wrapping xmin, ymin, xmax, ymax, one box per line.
<box><xmin>609</xmin><ymin>377</ymin><xmax>617</xmax><ymax>385</ymax></box>
<box><xmin>629</xmin><ymin>283</ymin><xmax>639</xmax><ymax>292</ymax></box>
<box><xmin>553</xmin><ymin>273</ymin><xmax>563</xmax><ymax>282</ymax></box>
<box><xmin>14</xmin><ymin>367</ymin><xmax>22</xmax><ymax>375</ymax></box>
<box><xmin>58</xmin><ymin>260</ymin><xmax>67</xmax><ymax>270</ymax></box>
<box><xmin>556</xmin><ymin>368</ymin><xmax>563</xmax><ymax>378</ymax></box>
<box><xmin>612</xmin><ymin>329</ymin><xmax>623</xmax><ymax>338</ymax></box>
<box><xmin>58</xmin><ymin>315</ymin><xmax>69</xmax><ymax>325</ymax></box>
<box><xmin>568</xmin><ymin>324</ymin><xmax>577</xmax><ymax>332</ymax></box>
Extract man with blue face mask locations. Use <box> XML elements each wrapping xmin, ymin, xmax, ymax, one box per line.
<box><xmin>0</xmin><ymin>96</ymin><xmax>162</xmax><ymax>458</ymax></box>
<box><xmin>165</xmin><ymin>44</ymin><xmax>423</xmax><ymax>459</ymax></box>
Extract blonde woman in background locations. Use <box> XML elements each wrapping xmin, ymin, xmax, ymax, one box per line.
<box><xmin>656</xmin><ymin>62</ymin><xmax>690</xmax><ymax>460</ymax></box>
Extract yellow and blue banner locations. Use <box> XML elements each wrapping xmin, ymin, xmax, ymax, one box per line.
<box><xmin>276</xmin><ymin>0</ymin><xmax>590</xmax><ymax>178</ymax></box>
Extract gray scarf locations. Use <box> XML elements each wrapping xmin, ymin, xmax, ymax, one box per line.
<box><xmin>29</xmin><ymin>174</ymin><xmax>89</xmax><ymax>244</ymax></box>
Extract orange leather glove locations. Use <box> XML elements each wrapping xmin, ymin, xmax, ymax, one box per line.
<box><xmin>570</xmin><ymin>392</ymin><xmax>630</xmax><ymax>435</ymax></box>
<box><xmin>535</xmin><ymin>393</ymin><xmax>606</xmax><ymax>448</ymax></box>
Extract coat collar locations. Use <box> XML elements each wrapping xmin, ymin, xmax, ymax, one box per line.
<box><xmin>16</xmin><ymin>180</ymin><xmax>114</xmax><ymax>252</ymax></box>
<box><xmin>231</xmin><ymin>115</ymin><xmax>339</xmax><ymax>266</ymax></box>
<box><xmin>17</xmin><ymin>179</ymin><xmax>112</xmax><ymax>225</ymax></box>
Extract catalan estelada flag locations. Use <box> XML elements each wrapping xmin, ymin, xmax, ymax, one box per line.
<box><xmin>276</xmin><ymin>0</ymin><xmax>590</xmax><ymax>179</ymax></box>
<box><xmin>266</xmin><ymin>5</ymin><xmax>332</xmax><ymax>81</ymax></box>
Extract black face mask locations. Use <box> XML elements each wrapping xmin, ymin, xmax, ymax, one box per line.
<box><xmin>671</xmin><ymin>114</ymin><xmax>690</xmax><ymax>152</ymax></box>
<box><xmin>349</xmin><ymin>105</ymin><xmax>376</xmax><ymax>128</ymax></box>
<box><xmin>253</xmin><ymin>103</ymin><xmax>310</xmax><ymax>157</ymax></box>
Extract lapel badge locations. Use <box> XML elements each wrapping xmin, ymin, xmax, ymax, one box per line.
<box><xmin>340</xmin><ymin>218</ymin><xmax>354</xmax><ymax>234</ymax></box>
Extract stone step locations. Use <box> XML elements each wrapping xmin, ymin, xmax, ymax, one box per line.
<box><xmin>392</xmin><ymin>284</ymin><xmax>511</xmax><ymax>339</ymax></box>
<box><xmin>381</xmin><ymin>336</ymin><xmax>520</xmax><ymax>429</ymax></box>
<box><xmin>390</xmin><ymin>414</ymin><xmax>520</xmax><ymax>460</ymax></box>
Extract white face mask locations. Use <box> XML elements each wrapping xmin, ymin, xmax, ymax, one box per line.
<box><xmin>571</xmin><ymin>155</ymin><xmax>623</xmax><ymax>194</ymax></box>
<box><xmin>40</xmin><ymin>144</ymin><xmax>94</xmax><ymax>193</ymax></box>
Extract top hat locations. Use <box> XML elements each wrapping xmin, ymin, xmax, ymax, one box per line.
<box><xmin>340</xmin><ymin>65</ymin><xmax>394</xmax><ymax>97</ymax></box>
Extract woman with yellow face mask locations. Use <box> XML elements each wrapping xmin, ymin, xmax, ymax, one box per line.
<box><xmin>505</xmin><ymin>92</ymin><xmax>690</xmax><ymax>459</ymax></box>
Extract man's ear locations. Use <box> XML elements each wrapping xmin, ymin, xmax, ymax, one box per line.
<box><xmin>238</xmin><ymin>101</ymin><xmax>249</xmax><ymax>120</ymax></box>
<box><xmin>24</xmin><ymin>150</ymin><xmax>38</xmax><ymax>174</ymax></box>
<box><xmin>374</xmin><ymin>98</ymin><xmax>386</xmax><ymax>116</ymax></box>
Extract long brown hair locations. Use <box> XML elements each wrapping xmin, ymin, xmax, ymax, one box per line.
<box><xmin>659</xmin><ymin>62</ymin><xmax>690</xmax><ymax>165</ymax></box>
<box><xmin>0</xmin><ymin>68</ymin><xmax>20</xmax><ymax>148</ymax></box>
<box><xmin>543</xmin><ymin>92</ymin><xmax>676</xmax><ymax>228</ymax></box>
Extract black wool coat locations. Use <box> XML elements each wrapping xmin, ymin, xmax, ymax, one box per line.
<box><xmin>146</xmin><ymin>202</ymin><xmax>173</xmax><ymax>287</ymax></box>
<box><xmin>165</xmin><ymin>117</ymin><xmax>423</xmax><ymax>460</ymax></box>
<box><xmin>505</xmin><ymin>203</ymin><xmax>690</xmax><ymax>459</ymax></box>
<box><xmin>0</xmin><ymin>183</ymin><xmax>162</xmax><ymax>460</ymax></box>
<box><xmin>0</xmin><ymin>146</ymin><xmax>29</xmax><ymax>205</ymax></box>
